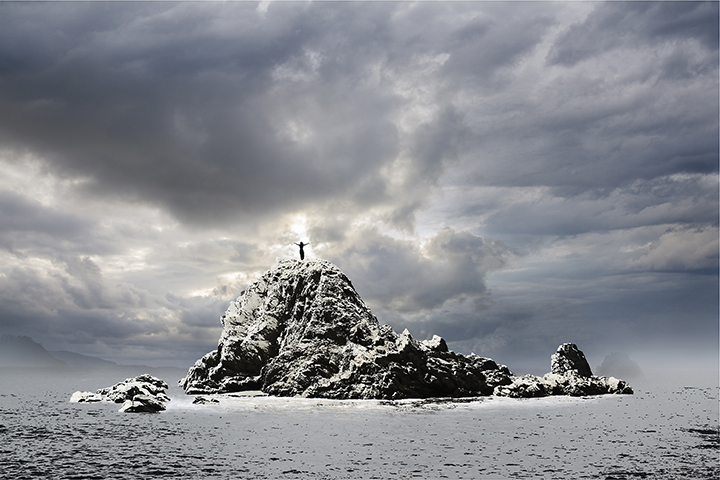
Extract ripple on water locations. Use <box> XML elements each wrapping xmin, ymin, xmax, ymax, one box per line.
<box><xmin>0</xmin><ymin>370</ymin><xmax>718</xmax><ymax>479</ymax></box>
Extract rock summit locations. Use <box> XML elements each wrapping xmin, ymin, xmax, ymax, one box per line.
<box><xmin>181</xmin><ymin>259</ymin><xmax>632</xmax><ymax>399</ymax></box>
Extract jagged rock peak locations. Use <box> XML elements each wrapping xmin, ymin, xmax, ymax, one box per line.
<box><xmin>551</xmin><ymin>343</ymin><xmax>594</xmax><ymax>378</ymax></box>
<box><xmin>219</xmin><ymin>258</ymin><xmax>378</xmax><ymax>349</ymax></box>
<box><xmin>180</xmin><ymin>258</ymin><xmax>514</xmax><ymax>399</ymax></box>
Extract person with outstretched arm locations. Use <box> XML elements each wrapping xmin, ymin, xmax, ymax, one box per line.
<box><xmin>294</xmin><ymin>242</ymin><xmax>309</xmax><ymax>260</ymax></box>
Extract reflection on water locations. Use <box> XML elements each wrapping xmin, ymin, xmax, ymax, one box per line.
<box><xmin>1</xmin><ymin>367</ymin><xmax>717</xmax><ymax>479</ymax></box>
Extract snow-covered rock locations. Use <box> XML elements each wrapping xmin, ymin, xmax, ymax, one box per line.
<box><xmin>119</xmin><ymin>394</ymin><xmax>167</xmax><ymax>413</ymax></box>
<box><xmin>97</xmin><ymin>374</ymin><xmax>170</xmax><ymax>403</ymax></box>
<box><xmin>494</xmin><ymin>344</ymin><xmax>634</xmax><ymax>397</ymax></box>
<box><xmin>493</xmin><ymin>375</ymin><xmax>549</xmax><ymax>398</ymax></box>
<box><xmin>69</xmin><ymin>391</ymin><xmax>103</xmax><ymax>403</ymax></box>
<box><xmin>551</xmin><ymin>343</ymin><xmax>593</xmax><ymax>377</ymax></box>
<box><xmin>69</xmin><ymin>374</ymin><xmax>171</xmax><ymax>413</ymax></box>
<box><xmin>180</xmin><ymin>259</ymin><xmax>513</xmax><ymax>399</ymax></box>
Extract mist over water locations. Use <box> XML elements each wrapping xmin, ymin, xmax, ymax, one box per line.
<box><xmin>1</xmin><ymin>366</ymin><xmax>717</xmax><ymax>479</ymax></box>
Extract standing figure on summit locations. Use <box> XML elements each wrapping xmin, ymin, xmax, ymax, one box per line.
<box><xmin>294</xmin><ymin>242</ymin><xmax>309</xmax><ymax>260</ymax></box>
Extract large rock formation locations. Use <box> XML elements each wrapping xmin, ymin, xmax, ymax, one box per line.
<box><xmin>181</xmin><ymin>259</ymin><xmax>632</xmax><ymax>400</ymax></box>
<box><xmin>180</xmin><ymin>259</ymin><xmax>514</xmax><ymax>399</ymax></box>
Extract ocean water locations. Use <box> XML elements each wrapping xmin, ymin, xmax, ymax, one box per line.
<box><xmin>1</xmin><ymin>367</ymin><xmax>717</xmax><ymax>479</ymax></box>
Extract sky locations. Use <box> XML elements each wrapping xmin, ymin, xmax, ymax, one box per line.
<box><xmin>0</xmin><ymin>1</ymin><xmax>717</xmax><ymax>373</ymax></box>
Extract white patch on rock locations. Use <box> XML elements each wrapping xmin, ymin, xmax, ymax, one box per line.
<box><xmin>69</xmin><ymin>374</ymin><xmax>171</xmax><ymax>413</ymax></box>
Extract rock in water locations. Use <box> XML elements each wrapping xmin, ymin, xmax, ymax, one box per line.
<box><xmin>119</xmin><ymin>394</ymin><xmax>167</xmax><ymax>413</ymax></box>
<box><xmin>70</xmin><ymin>374</ymin><xmax>171</xmax><ymax>413</ymax></box>
<box><xmin>494</xmin><ymin>343</ymin><xmax>633</xmax><ymax>397</ymax></box>
<box><xmin>69</xmin><ymin>391</ymin><xmax>104</xmax><ymax>403</ymax></box>
<box><xmin>193</xmin><ymin>396</ymin><xmax>219</xmax><ymax>404</ymax></box>
<box><xmin>97</xmin><ymin>374</ymin><xmax>170</xmax><ymax>403</ymax></box>
<box><xmin>180</xmin><ymin>259</ymin><xmax>514</xmax><ymax>399</ymax></box>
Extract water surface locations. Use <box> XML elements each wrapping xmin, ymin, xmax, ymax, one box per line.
<box><xmin>1</xmin><ymin>367</ymin><xmax>717</xmax><ymax>479</ymax></box>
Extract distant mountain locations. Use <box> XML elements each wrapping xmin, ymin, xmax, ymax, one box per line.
<box><xmin>0</xmin><ymin>335</ymin><xmax>183</xmax><ymax>374</ymax></box>
<box><xmin>0</xmin><ymin>335</ymin><xmax>69</xmax><ymax>368</ymax></box>
<box><xmin>596</xmin><ymin>352</ymin><xmax>645</xmax><ymax>381</ymax></box>
<box><xmin>49</xmin><ymin>350</ymin><xmax>117</xmax><ymax>368</ymax></box>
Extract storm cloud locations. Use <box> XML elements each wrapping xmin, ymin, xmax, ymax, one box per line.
<box><xmin>0</xmin><ymin>1</ymin><xmax>716</xmax><ymax>369</ymax></box>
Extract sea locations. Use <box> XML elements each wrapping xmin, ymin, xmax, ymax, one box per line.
<box><xmin>1</xmin><ymin>366</ymin><xmax>717</xmax><ymax>479</ymax></box>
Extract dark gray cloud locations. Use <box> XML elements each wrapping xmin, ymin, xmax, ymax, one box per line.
<box><xmin>456</xmin><ymin>74</ymin><xmax>718</xmax><ymax>196</ymax></box>
<box><xmin>480</xmin><ymin>174</ymin><xmax>719</xmax><ymax>237</ymax></box>
<box><xmin>548</xmin><ymin>2</ymin><xmax>719</xmax><ymax>66</ymax></box>
<box><xmin>460</xmin><ymin>266</ymin><xmax>720</xmax><ymax>371</ymax></box>
<box><xmin>449</xmin><ymin>4</ymin><xmax>719</xmax><ymax>199</ymax></box>
<box><xmin>328</xmin><ymin>227</ymin><xmax>512</xmax><ymax>315</ymax></box>
<box><xmin>0</xmin><ymin>1</ymin><xmax>564</xmax><ymax>228</ymax></box>
<box><xmin>0</xmin><ymin>2</ymin><xmax>716</xmax><ymax>368</ymax></box>
<box><xmin>1</xmin><ymin>2</ymin><xmax>398</xmax><ymax>224</ymax></box>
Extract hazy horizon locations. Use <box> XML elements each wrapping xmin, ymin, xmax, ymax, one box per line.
<box><xmin>0</xmin><ymin>1</ymin><xmax>717</xmax><ymax>375</ymax></box>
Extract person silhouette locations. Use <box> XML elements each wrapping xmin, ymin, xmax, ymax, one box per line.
<box><xmin>294</xmin><ymin>242</ymin><xmax>309</xmax><ymax>260</ymax></box>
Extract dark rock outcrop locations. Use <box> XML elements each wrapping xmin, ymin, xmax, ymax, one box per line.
<box><xmin>69</xmin><ymin>391</ymin><xmax>104</xmax><ymax>403</ymax></box>
<box><xmin>551</xmin><ymin>343</ymin><xmax>593</xmax><ymax>377</ymax></box>
<box><xmin>70</xmin><ymin>374</ymin><xmax>170</xmax><ymax>412</ymax></box>
<box><xmin>180</xmin><ymin>259</ymin><xmax>513</xmax><ymax>399</ymax></box>
<box><xmin>494</xmin><ymin>343</ymin><xmax>634</xmax><ymax>397</ymax></box>
<box><xmin>180</xmin><ymin>259</ymin><xmax>632</xmax><ymax>400</ymax></box>
<box><xmin>119</xmin><ymin>393</ymin><xmax>167</xmax><ymax>413</ymax></box>
<box><xmin>193</xmin><ymin>396</ymin><xmax>219</xmax><ymax>404</ymax></box>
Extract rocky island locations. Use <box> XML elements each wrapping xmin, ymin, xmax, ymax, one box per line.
<box><xmin>71</xmin><ymin>374</ymin><xmax>170</xmax><ymax>412</ymax></box>
<box><xmin>181</xmin><ymin>259</ymin><xmax>632</xmax><ymax>399</ymax></box>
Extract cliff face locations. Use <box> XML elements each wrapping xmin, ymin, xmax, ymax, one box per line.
<box><xmin>180</xmin><ymin>259</ymin><xmax>513</xmax><ymax>399</ymax></box>
<box><xmin>180</xmin><ymin>259</ymin><xmax>632</xmax><ymax>399</ymax></box>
